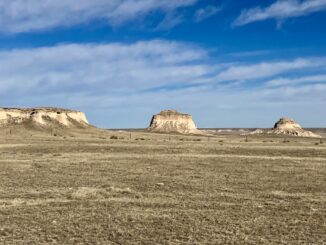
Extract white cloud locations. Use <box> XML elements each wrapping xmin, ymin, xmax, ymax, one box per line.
<box><xmin>0</xmin><ymin>40</ymin><xmax>213</xmax><ymax>96</ymax></box>
<box><xmin>1</xmin><ymin>42</ymin><xmax>325</xmax><ymax>101</ymax></box>
<box><xmin>234</xmin><ymin>0</ymin><xmax>326</xmax><ymax>26</ymax></box>
<box><xmin>265</xmin><ymin>74</ymin><xmax>326</xmax><ymax>87</ymax></box>
<box><xmin>0</xmin><ymin>0</ymin><xmax>197</xmax><ymax>33</ymax></box>
<box><xmin>194</xmin><ymin>5</ymin><xmax>221</xmax><ymax>22</ymax></box>
<box><xmin>1</xmin><ymin>41</ymin><xmax>326</xmax><ymax>127</ymax></box>
<box><xmin>216</xmin><ymin>58</ymin><xmax>325</xmax><ymax>81</ymax></box>
<box><xmin>259</xmin><ymin>83</ymin><xmax>326</xmax><ymax>97</ymax></box>
<box><xmin>155</xmin><ymin>12</ymin><xmax>184</xmax><ymax>31</ymax></box>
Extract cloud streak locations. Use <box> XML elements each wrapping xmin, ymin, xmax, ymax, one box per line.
<box><xmin>265</xmin><ymin>74</ymin><xmax>326</xmax><ymax>87</ymax></box>
<box><xmin>1</xmin><ymin>41</ymin><xmax>325</xmax><ymax>100</ymax></box>
<box><xmin>234</xmin><ymin>0</ymin><xmax>326</xmax><ymax>26</ymax></box>
<box><xmin>194</xmin><ymin>5</ymin><xmax>221</xmax><ymax>22</ymax></box>
<box><xmin>0</xmin><ymin>0</ymin><xmax>197</xmax><ymax>33</ymax></box>
<box><xmin>216</xmin><ymin>58</ymin><xmax>325</xmax><ymax>81</ymax></box>
<box><xmin>0</xmin><ymin>40</ymin><xmax>212</xmax><ymax>97</ymax></box>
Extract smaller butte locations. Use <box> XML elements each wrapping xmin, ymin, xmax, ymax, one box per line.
<box><xmin>148</xmin><ymin>110</ymin><xmax>203</xmax><ymax>134</ymax></box>
<box><xmin>269</xmin><ymin>118</ymin><xmax>321</xmax><ymax>138</ymax></box>
<box><xmin>247</xmin><ymin>117</ymin><xmax>321</xmax><ymax>138</ymax></box>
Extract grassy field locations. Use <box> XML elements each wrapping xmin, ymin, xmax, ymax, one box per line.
<box><xmin>0</xmin><ymin>128</ymin><xmax>325</xmax><ymax>244</ymax></box>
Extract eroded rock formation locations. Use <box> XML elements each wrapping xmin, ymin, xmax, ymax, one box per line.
<box><xmin>0</xmin><ymin>107</ymin><xmax>89</xmax><ymax>128</ymax></box>
<box><xmin>268</xmin><ymin>118</ymin><xmax>321</xmax><ymax>138</ymax></box>
<box><xmin>245</xmin><ymin>117</ymin><xmax>321</xmax><ymax>138</ymax></box>
<box><xmin>148</xmin><ymin>110</ymin><xmax>203</xmax><ymax>134</ymax></box>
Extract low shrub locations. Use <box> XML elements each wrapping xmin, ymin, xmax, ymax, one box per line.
<box><xmin>135</xmin><ymin>138</ymin><xmax>145</xmax><ymax>141</ymax></box>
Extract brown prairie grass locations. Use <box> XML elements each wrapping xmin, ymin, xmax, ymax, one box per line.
<box><xmin>0</xmin><ymin>129</ymin><xmax>325</xmax><ymax>244</ymax></box>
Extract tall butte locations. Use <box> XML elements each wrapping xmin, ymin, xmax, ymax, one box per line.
<box><xmin>148</xmin><ymin>110</ymin><xmax>203</xmax><ymax>134</ymax></box>
<box><xmin>0</xmin><ymin>107</ymin><xmax>90</xmax><ymax>129</ymax></box>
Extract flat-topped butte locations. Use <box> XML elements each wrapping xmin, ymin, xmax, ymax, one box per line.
<box><xmin>0</xmin><ymin>107</ymin><xmax>89</xmax><ymax>128</ymax></box>
<box><xmin>148</xmin><ymin>110</ymin><xmax>203</xmax><ymax>135</ymax></box>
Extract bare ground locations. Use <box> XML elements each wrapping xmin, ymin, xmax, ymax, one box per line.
<box><xmin>0</xmin><ymin>128</ymin><xmax>325</xmax><ymax>244</ymax></box>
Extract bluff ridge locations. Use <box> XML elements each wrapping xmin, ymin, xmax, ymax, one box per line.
<box><xmin>0</xmin><ymin>107</ymin><xmax>89</xmax><ymax>128</ymax></box>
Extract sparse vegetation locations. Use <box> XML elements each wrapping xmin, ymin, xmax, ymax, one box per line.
<box><xmin>0</xmin><ymin>130</ymin><xmax>325</xmax><ymax>244</ymax></box>
<box><xmin>283</xmin><ymin>138</ymin><xmax>290</xmax><ymax>143</ymax></box>
<box><xmin>135</xmin><ymin>138</ymin><xmax>145</xmax><ymax>141</ymax></box>
<box><xmin>110</xmin><ymin>135</ymin><xmax>118</xmax><ymax>140</ymax></box>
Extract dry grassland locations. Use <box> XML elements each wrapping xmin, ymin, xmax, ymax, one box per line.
<box><xmin>0</xmin><ymin>128</ymin><xmax>325</xmax><ymax>244</ymax></box>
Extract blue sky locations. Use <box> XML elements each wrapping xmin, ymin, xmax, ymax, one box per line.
<box><xmin>0</xmin><ymin>0</ymin><xmax>326</xmax><ymax>128</ymax></box>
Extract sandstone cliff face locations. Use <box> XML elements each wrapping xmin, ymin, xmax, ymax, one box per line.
<box><xmin>0</xmin><ymin>107</ymin><xmax>89</xmax><ymax>128</ymax></box>
<box><xmin>148</xmin><ymin>110</ymin><xmax>203</xmax><ymax>134</ymax></box>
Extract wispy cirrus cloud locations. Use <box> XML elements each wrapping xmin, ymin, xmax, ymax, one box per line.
<box><xmin>194</xmin><ymin>5</ymin><xmax>221</xmax><ymax>22</ymax></box>
<box><xmin>0</xmin><ymin>40</ymin><xmax>212</xmax><ymax>97</ymax></box>
<box><xmin>1</xmin><ymin>41</ymin><xmax>325</xmax><ymax>100</ymax></box>
<box><xmin>216</xmin><ymin>58</ymin><xmax>325</xmax><ymax>81</ymax></box>
<box><xmin>234</xmin><ymin>0</ymin><xmax>326</xmax><ymax>27</ymax></box>
<box><xmin>0</xmin><ymin>0</ymin><xmax>198</xmax><ymax>33</ymax></box>
<box><xmin>265</xmin><ymin>74</ymin><xmax>326</xmax><ymax>87</ymax></box>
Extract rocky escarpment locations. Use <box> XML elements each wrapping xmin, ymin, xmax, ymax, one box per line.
<box><xmin>148</xmin><ymin>110</ymin><xmax>203</xmax><ymax>134</ymax></box>
<box><xmin>0</xmin><ymin>107</ymin><xmax>90</xmax><ymax>128</ymax></box>
<box><xmin>246</xmin><ymin>118</ymin><xmax>321</xmax><ymax>138</ymax></box>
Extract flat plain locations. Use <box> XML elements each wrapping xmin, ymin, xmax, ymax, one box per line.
<box><xmin>0</xmin><ymin>128</ymin><xmax>325</xmax><ymax>244</ymax></box>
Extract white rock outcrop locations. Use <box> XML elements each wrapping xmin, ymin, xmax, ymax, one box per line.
<box><xmin>246</xmin><ymin>118</ymin><xmax>321</xmax><ymax>138</ymax></box>
<box><xmin>0</xmin><ymin>107</ymin><xmax>89</xmax><ymax>128</ymax></box>
<box><xmin>148</xmin><ymin>110</ymin><xmax>203</xmax><ymax>134</ymax></box>
<box><xmin>268</xmin><ymin>118</ymin><xmax>321</xmax><ymax>138</ymax></box>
